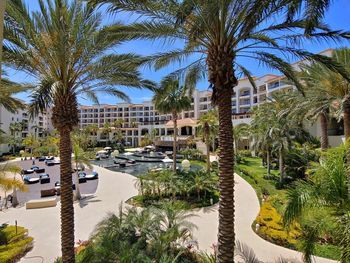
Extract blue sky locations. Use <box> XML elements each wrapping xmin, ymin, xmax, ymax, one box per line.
<box><xmin>6</xmin><ymin>0</ymin><xmax>350</xmax><ymax>105</ymax></box>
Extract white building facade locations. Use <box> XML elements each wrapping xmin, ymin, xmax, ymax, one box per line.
<box><xmin>0</xmin><ymin>105</ymin><xmax>52</xmax><ymax>154</ymax></box>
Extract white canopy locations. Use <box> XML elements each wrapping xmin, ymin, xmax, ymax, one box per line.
<box><xmin>97</xmin><ymin>150</ymin><xmax>108</xmax><ymax>154</ymax></box>
<box><xmin>104</xmin><ymin>147</ymin><xmax>112</xmax><ymax>150</ymax></box>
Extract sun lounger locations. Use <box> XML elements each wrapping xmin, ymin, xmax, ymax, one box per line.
<box><xmin>23</xmin><ymin>176</ymin><xmax>40</xmax><ymax>184</ymax></box>
<box><xmin>26</xmin><ymin>198</ymin><xmax>57</xmax><ymax>209</ymax></box>
<box><xmin>35</xmin><ymin>168</ymin><xmax>45</xmax><ymax>173</ymax></box>
<box><xmin>22</xmin><ymin>169</ymin><xmax>34</xmax><ymax>175</ymax></box>
<box><xmin>39</xmin><ymin>174</ymin><xmax>50</xmax><ymax>184</ymax></box>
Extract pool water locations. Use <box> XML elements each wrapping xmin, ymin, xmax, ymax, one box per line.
<box><xmin>92</xmin><ymin>153</ymin><xmax>201</xmax><ymax>176</ymax></box>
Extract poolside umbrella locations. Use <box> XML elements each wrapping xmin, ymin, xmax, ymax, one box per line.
<box><xmin>104</xmin><ymin>147</ymin><xmax>112</xmax><ymax>151</ymax></box>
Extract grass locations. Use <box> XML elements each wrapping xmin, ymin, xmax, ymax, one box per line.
<box><xmin>235</xmin><ymin>157</ymin><xmax>341</xmax><ymax>261</ymax></box>
<box><xmin>0</xmin><ymin>225</ymin><xmax>33</xmax><ymax>263</ymax></box>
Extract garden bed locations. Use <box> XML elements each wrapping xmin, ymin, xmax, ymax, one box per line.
<box><xmin>0</xmin><ymin>225</ymin><xmax>33</xmax><ymax>263</ymax></box>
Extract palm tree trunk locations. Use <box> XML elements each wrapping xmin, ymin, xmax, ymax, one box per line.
<box><xmin>0</xmin><ymin>0</ymin><xmax>6</xmax><ymax>79</ymax></box>
<box><xmin>59</xmin><ymin>129</ymin><xmax>75</xmax><ymax>263</ymax></box>
<box><xmin>279</xmin><ymin>147</ymin><xmax>284</xmax><ymax>185</ymax></box>
<box><xmin>319</xmin><ymin>112</ymin><xmax>329</xmax><ymax>150</ymax></box>
<box><xmin>172</xmin><ymin>113</ymin><xmax>177</xmax><ymax>172</ymax></box>
<box><xmin>74</xmin><ymin>165</ymin><xmax>81</xmax><ymax>201</ymax></box>
<box><xmin>266</xmin><ymin>148</ymin><xmax>271</xmax><ymax>178</ymax></box>
<box><xmin>217</xmin><ymin>90</ymin><xmax>235</xmax><ymax>263</ymax></box>
<box><xmin>205</xmin><ymin>123</ymin><xmax>211</xmax><ymax>173</ymax></box>
<box><xmin>344</xmin><ymin>102</ymin><xmax>350</xmax><ymax>199</ymax></box>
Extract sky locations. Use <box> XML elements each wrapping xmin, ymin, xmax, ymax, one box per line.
<box><xmin>6</xmin><ymin>0</ymin><xmax>350</xmax><ymax>105</ymax></box>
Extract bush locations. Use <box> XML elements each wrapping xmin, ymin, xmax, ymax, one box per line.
<box><xmin>239</xmin><ymin>150</ymin><xmax>252</xmax><ymax>157</ymax></box>
<box><xmin>0</xmin><ymin>225</ymin><xmax>33</xmax><ymax>263</ymax></box>
<box><xmin>255</xmin><ymin>202</ymin><xmax>301</xmax><ymax>248</ymax></box>
<box><xmin>179</xmin><ymin>148</ymin><xmax>204</xmax><ymax>161</ymax></box>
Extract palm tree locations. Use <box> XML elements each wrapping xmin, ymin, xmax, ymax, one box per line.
<box><xmin>153</xmin><ymin>79</ymin><xmax>191</xmax><ymax>172</ymax></box>
<box><xmin>0</xmin><ymin>0</ymin><xmax>5</xmax><ymax>79</ymax></box>
<box><xmin>93</xmin><ymin>1</ymin><xmax>350</xmax><ymax>261</ymax></box>
<box><xmin>197</xmin><ymin>109</ymin><xmax>218</xmax><ymax>173</ymax></box>
<box><xmin>232</xmin><ymin>124</ymin><xmax>250</xmax><ymax>158</ymax></box>
<box><xmin>72</xmin><ymin>143</ymin><xmax>92</xmax><ymax>200</ymax></box>
<box><xmin>102</xmin><ymin>122</ymin><xmax>112</xmax><ymax>145</ymax></box>
<box><xmin>9</xmin><ymin>122</ymin><xmax>23</xmax><ymax>154</ymax></box>
<box><xmin>0</xmin><ymin>163</ymin><xmax>26</xmax><ymax>208</ymax></box>
<box><xmin>283</xmin><ymin>144</ymin><xmax>350</xmax><ymax>262</ymax></box>
<box><xmin>22</xmin><ymin>134</ymin><xmax>39</xmax><ymax>160</ymax></box>
<box><xmin>4</xmin><ymin>1</ymin><xmax>153</xmax><ymax>261</ymax></box>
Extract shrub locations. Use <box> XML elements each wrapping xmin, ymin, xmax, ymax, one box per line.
<box><xmin>255</xmin><ymin>202</ymin><xmax>301</xmax><ymax>248</ymax></box>
<box><xmin>239</xmin><ymin>150</ymin><xmax>252</xmax><ymax>157</ymax></box>
<box><xmin>180</xmin><ymin>148</ymin><xmax>204</xmax><ymax>161</ymax></box>
<box><xmin>0</xmin><ymin>225</ymin><xmax>33</xmax><ymax>263</ymax></box>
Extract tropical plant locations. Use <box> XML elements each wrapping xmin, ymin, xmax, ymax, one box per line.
<box><xmin>72</xmin><ymin>143</ymin><xmax>92</xmax><ymax>200</ymax></box>
<box><xmin>22</xmin><ymin>134</ymin><xmax>39</xmax><ymax>160</ymax></box>
<box><xmin>92</xmin><ymin>1</ymin><xmax>350</xmax><ymax>260</ymax></box>
<box><xmin>0</xmin><ymin>163</ymin><xmax>26</xmax><ymax>208</ymax></box>
<box><xmin>64</xmin><ymin>202</ymin><xmax>196</xmax><ymax>263</ymax></box>
<box><xmin>232</xmin><ymin>123</ymin><xmax>250</xmax><ymax>160</ymax></box>
<box><xmin>197</xmin><ymin>109</ymin><xmax>218</xmax><ymax>172</ymax></box>
<box><xmin>4</xmin><ymin>0</ymin><xmax>153</xmax><ymax>261</ymax></box>
<box><xmin>283</xmin><ymin>143</ymin><xmax>350</xmax><ymax>262</ymax></box>
<box><xmin>101</xmin><ymin>122</ymin><xmax>112</xmax><ymax>144</ymax></box>
<box><xmin>153</xmin><ymin>79</ymin><xmax>191</xmax><ymax>172</ymax></box>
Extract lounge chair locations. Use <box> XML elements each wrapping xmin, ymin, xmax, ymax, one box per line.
<box><xmin>22</xmin><ymin>169</ymin><xmax>34</xmax><ymax>175</ymax></box>
<box><xmin>23</xmin><ymin>176</ymin><xmax>40</xmax><ymax>184</ymax></box>
<box><xmin>38</xmin><ymin>156</ymin><xmax>46</xmax><ymax>162</ymax></box>
<box><xmin>35</xmin><ymin>168</ymin><xmax>45</xmax><ymax>173</ymax></box>
<box><xmin>85</xmin><ymin>172</ymin><xmax>98</xmax><ymax>180</ymax></box>
<box><xmin>31</xmin><ymin>166</ymin><xmax>40</xmax><ymax>170</ymax></box>
<box><xmin>39</xmin><ymin>174</ymin><xmax>50</xmax><ymax>184</ymax></box>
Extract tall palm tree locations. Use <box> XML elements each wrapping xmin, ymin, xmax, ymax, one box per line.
<box><xmin>93</xmin><ymin>1</ymin><xmax>350</xmax><ymax>261</ymax></box>
<box><xmin>22</xmin><ymin>133</ymin><xmax>39</xmax><ymax>159</ymax></box>
<box><xmin>153</xmin><ymin>79</ymin><xmax>191</xmax><ymax>172</ymax></box>
<box><xmin>0</xmin><ymin>0</ymin><xmax>5</xmax><ymax>79</ymax></box>
<box><xmin>197</xmin><ymin>109</ymin><xmax>218</xmax><ymax>173</ymax></box>
<box><xmin>72</xmin><ymin>143</ymin><xmax>92</xmax><ymax>200</ymax></box>
<box><xmin>232</xmin><ymin>123</ymin><xmax>250</xmax><ymax>158</ymax></box>
<box><xmin>4</xmin><ymin>1</ymin><xmax>153</xmax><ymax>262</ymax></box>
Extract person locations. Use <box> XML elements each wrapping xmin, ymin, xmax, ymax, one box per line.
<box><xmin>32</xmin><ymin>160</ymin><xmax>35</xmax><ymax>165</ymax></box>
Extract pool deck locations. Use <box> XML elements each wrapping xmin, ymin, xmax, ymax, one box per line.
<box><xmin>0</xmin><ymin>163</ymin><xmax>336</xmax><ymax>263</ymax></box>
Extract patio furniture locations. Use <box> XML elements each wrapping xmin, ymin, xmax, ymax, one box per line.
<box><xmin>40</xmin><ymin>188</ymin><xmax>56</xmax><ymax>197</ymax></box>
<box><xmin>39</xmin><ymin>174</ymin><xmax>50</xmax><ymax>184</ymax></box>
<box><xmin>46</xmin><ymin>161</ymin><xmax>55</xmax><ymax>166</ymax></box>
<box><xmin>35</xmin><ymin>168</ymin><xmax>45</xmax><ymax>174</ymax></box>
<box><xmin>119</xmin><ymin>162</ymin><xmax>126</xmax><ymax>168</ymax></box>
<box><xmin>26</xmin><ymin>198</ymin><xmax>57</xmax><ymax>209</ymax></box>
<box><xmin>55</xmin><ymin>188</ymin><xmax>61</xmax><ymax>195</ymax></box>
<box><xmin>23</xmin><ymin>176</ymin><xmax>40</xmax><ymax>184</ymax></box>
<box><xmin>85</xmin><ymin>172</ymin><xmax>98</xmax><ymax>180</ymax></box>
<box><xmin>31</xmin><ymin>166</ymin><xmax>40</xmax><ymax>170</ymax></box>
<box><xmin>46</xmin><ymin>156</ymin><xmax>54</xmax><ymax>160</ymax></box>
<box><xmin>127</xmin><ymin>159</ymin><xmax>136</xmax><ymax>164</ymax></box>
<box><xmin>38</xmin><ymin>156</ymin><xmax>46</xmax><ymax>162</ymax></box>
<box><xmin>79</xmin><ymin>177</ymin><xmax>87</xmax><ymax>184</ymax></box>
<box><xmin>22</xmin><ymin>169</ymin><xmax>34</xmax><ymax>175</ymax></box>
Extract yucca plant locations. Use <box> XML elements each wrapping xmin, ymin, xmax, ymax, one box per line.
<box><xmin>4</xmin><ymin>1</ymin><xmax>153</xmax><ymax>262</ymax></box>
<box><xmin>90</xmin><ymin>1</ymin><xmax>350</xmax><ymax>261</ymax></box>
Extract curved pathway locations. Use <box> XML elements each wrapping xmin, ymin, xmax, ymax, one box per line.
<box><xmin>0</xmin><ymin>166</ymin><xmax>336</xmax><ymax>263</ymax></box>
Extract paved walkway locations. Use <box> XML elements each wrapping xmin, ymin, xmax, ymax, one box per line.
<box><xmin>0</xmin><ymin>166</ymin><xmax>336</xmax><ymax>263</ymax></box>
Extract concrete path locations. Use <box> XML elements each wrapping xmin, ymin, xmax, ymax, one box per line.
<box><xmin>0</xmin><ymin>166</ymin><xmax>336</xmax><ymax>263</ymax></box>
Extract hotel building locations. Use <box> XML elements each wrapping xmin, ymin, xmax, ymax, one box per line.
<box><xmin>79</xmin><ymin>49</ymin><xmax>343</xmax><ymax>148</ymax></box>
<box><xmin>0</xmin><ymin>104</ymin><xmax>53</xmax><ymax>154</ymax></box>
